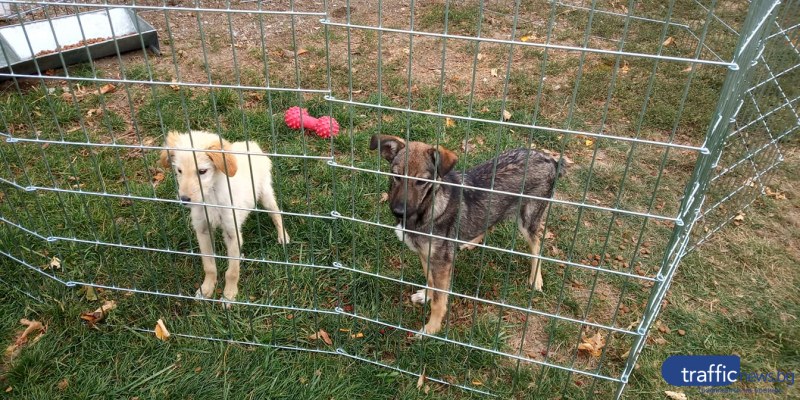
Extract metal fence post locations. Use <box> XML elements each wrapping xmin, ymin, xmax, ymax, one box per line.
<box><xmin>613</xmin><ymin>1</ymin><xmax>783</xmax><ymax>398</ymax></box>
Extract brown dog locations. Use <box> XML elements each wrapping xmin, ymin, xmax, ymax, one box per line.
<box><xmin>370</xmin><ymin>134</ymin><xmax>563</xmax><ymax>334</ymax></box>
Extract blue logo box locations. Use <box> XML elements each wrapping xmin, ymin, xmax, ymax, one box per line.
<box><xmin>662</xmin><ymin>355</ymin><xmax>741</xmax><ymax>386</ymax></box>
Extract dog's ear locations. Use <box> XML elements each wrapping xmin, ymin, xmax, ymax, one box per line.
<box><xmin>159</xmin><ymin>132</ymin><xmax>180</xmax><ymax>168</ymax></box>
<box><xmin>206</xmin><ymin>141</ymin><xmax>238</xmax><ymax>177</ymax></box>
<box><xmin>428</xmin><ymin>145</ymin><xmax>458</xmax><ymax>177</ymax></box>
<box><xmin>369</xmin><ymin>135</ymin><xmax>406</xmax><ymax>162</ymax></box>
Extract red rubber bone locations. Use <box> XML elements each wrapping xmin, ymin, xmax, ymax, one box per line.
<box><xmin>284</xmin><ymin>106</ymin><xmax>340</xmax><ymax>139</ymax></box>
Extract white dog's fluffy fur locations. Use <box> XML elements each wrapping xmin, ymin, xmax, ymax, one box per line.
<box><xmin>160</xmin><ymin>130</ymin><xmax>289</xmax><ymax>305</ymax></box>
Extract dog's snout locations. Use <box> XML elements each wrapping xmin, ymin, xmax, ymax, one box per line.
<box><xmin>180</xmin><ymin>195</ymin><xmax>191</xmax><ymax>203</ymax></box>
<box><xmin>391</xmin><ymin>204</ymin><xmax>406</xmax><ymax>218</ymax></box>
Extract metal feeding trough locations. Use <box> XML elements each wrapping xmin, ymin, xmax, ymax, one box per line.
<box><xmin>0</xmin><ymin>7</ymin><xmax>159</xmax><ymax>79</ymax></box>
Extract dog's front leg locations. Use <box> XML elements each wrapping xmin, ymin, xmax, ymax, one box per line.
<box><xmin>194</xmin><ymin>222</ymin><xmax>217</xmax><ymax>299</ymax></box>
<box><xmin>221</xmin><ymin>229</ymin><xmax>243</xmax><ymax>307</ymax></box>
<box><xmin>423</xmin><ymin>261</ymin><xmax>452</xmax><ymax>335</ymax></box>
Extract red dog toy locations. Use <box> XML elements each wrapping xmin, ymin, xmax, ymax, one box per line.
<box><xmin>284</xmin><ymin>106</ymin><xmax>340</xmax><ymax>139</ymax></box>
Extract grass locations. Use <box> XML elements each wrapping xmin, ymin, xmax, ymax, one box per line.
<box><xmin>1</xmin><ymin>0</ymin><xmax>798</xmax><ymax>398</ymax></box>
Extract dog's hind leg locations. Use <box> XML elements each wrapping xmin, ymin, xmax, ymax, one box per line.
<box><xmin>519</xmin><ymin>203</ymin><xmax>547</xmax><ymax>291</ymax></box>
<box><xmin>194</xmin><ymin>221</ymin><xmax>218</xmax><ymax>299</ymax></box>
<box><xmin>260</xmin><ymin>184</ymin><xmax>290</xmax><ymax>244</ymax></box>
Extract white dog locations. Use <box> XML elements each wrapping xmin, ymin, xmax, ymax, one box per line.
<box><xmin>159</xmin><ymin>130</ymin><xmax>289</xmax><ymax>305</ymax></box>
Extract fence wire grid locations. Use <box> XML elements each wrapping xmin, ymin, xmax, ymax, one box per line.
<box><xmin>0</xmin><ymin>0</ymin><xmax>797</xmax><ymax>398</ymax></box>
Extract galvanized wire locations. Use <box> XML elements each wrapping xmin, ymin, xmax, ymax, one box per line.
<box><xmin>0</xmin><ymin>0</ymin><xmax>796</xmax><ymax>398</ymax></box>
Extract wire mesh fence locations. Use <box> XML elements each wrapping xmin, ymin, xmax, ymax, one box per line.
<box><xmin>0</xmin><ymin>0</ymin><xmax>796</xmax><ymax>398</ymax></box>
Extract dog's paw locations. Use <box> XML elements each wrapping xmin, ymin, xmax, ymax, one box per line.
<box><xmin>195</xmin><ymin>289</ymin><xmax>210</xmax><ymax>299</ymax></box>
<box><xmin>528</xmin><ymin>275</ymin><xmax>543</xmax><ymax>291</ymax></box>
<box><xmin>410</xmin><ymin>288</ymin><xmax>432</xmax><ymax>304</ymax></box>
<box><xmin>459</xmin><ymin>242</ymin><xmax>477</xmax><ymax>251</ymax></box>
<box><xmin>220</xmin><ymin>295</ymin><xmax>235</xmax><ymax>309</ymax></box>
<box><xmin>277</xmin><ymin>231</ymin><xmax>290</xmax><ymax>245</ymax></box>
<box><xmin>421</xmin><ymin>322</ymin><xmax>442</xmax><ymax>336</ymax></box>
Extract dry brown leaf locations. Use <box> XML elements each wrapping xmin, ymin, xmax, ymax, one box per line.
<box><xmin>152</xmin><ymin>170</ymin><xmax>165</xmax><ymax>186</ymax></box>
<box><xmin>169</xmin><ymin>79</ymin><xmax>180</xmax><ymax>91</ymax></box>
<box><xmin>577</xmin><ymin>331</ymin><xmax>606</xmax><ymax>357</ymax></box>
<box><xmin>664</xmin><ymin>390</ymin><xmax>687</xmax><ymax>400</ymax></box>
<box><xmin>662</xmin><ymin>37</ymin><xmax>675</xmax><ymax>47</ymax></box>
<box><xmin>309</xmin><ymin>329</ymin><xmax>333</xmax><ymax>345</ymax></box>
<box><xmin>296</xmin><ymin>48</ymin><xmax>309</xmax><ymax>56</ymax></box>
<box><xmin>490</xmin><ymin>68</ymin><xmax>498</xmax><ymax>77</ymax></box>
<box><xmin>520</xmin><ymin>35</ymin><xmax>533</xmax><ymax>42</ymax></box>
<box><xmin>677</xmin><ymin>329</ymin><xmax>686</xmax><ymax>336</ymax></box>
<box><xmin>502</xmin><ymin>109</ymin><xmax>512</xmax><ymax>121</ymax></box>
<box><xmin>682</xmin><ymin>65</ymin><xmax>693</xmax><ymax>73</ymax></box>
<box><xmin>544</xmin><ymin>231</ymin><xmax>555</xmax><ymax>240</ymax></box>
<box><xmin>379</xmin><ymin>192</ymin><xmax>389</xmax><ymax>203</ymax></box>
<box><xmin>621</xmin><ymin>61</ymin><xmax>630</xmax><ymax>74</ymax></box>
<box><xmin>471</xmin><ymin>379</ymin><xmax>483</xmax><ymax>386</ymax></box>
<box><xmin>658</xmin><ymin>323</ymin><xmax>671</xmax><ymax>334</ymax></box>
<box><xmin>417</xmin><ymin>366</ymin><xmax>426</xmax><ymax>389</ymax></box>
<box><xmin>47</xmin><ymin>256</ymin><xmax>61</xmax><ymax>270</ymax></box>
<box><xmin>461</xmin><ymin>139</ymin><xmax>476</xmax><ymax>153</ymax></box>
<box><xmin>477</xmin><ymin>53</ymin><xmax>485</xmax><ymax>61</ymax></box>
<box><xmin>80</xmin><ymin>300</ymin><xmax>116</xmax><ymax>328</ymax></box>
<box><xmin>61</xmin><ymin>92</ymin><xmax>73</xmax><ymax>102</ymax></box>
<box><xmin>733</xmin><ymin>211</ymin><xmax>745</xmax><ymax>222</ymax></box>
<box><xmin>4</xmin><ymin>319</ymin><xmax>45</xmax><ymax>360</ymax></box>
<box><xmin>99</xmin><ymin>84</ymin><xmax>116</xmax><ymax>94</ymax></box>
<box><xmin>57</xmin><ymin>379</ymin><xmax>68</xmax><ymax>391</ymax></box>
<box><xmin>4</xmin><ymin>387</ymin><xmax>11</xmax><ymax>393</ymax></box>
<box><xmin>765</xmin><ymin>187</ymin><xmax>787</xmax><ymax>200</ymax></box>
<box><xmin>350</xmin><ymin>332</ymin><xmax>364</xmax><ymax>339</ymax></box>
<box><xmin>654</xmin><ymin>337</ymin><xmax>668</xmax><ymax>345</ymax></box>
<box><xmin>445</xmin><ymin>117</ymin><xmax>456</xmax><ymax>128</ymax></box>
<box><xmin>584</xmin><ymin>138</ymin><xmax>594</xmax><ymax>147</ymax></box>
<box><xmin>155</xmin><ymin>318</ymin><xmax>170</xmax><ymax>341</ymax></box>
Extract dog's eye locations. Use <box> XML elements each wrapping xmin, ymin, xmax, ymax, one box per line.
<box><xmin>177</xmin><ymin>168</ymin><xmax>182</xmax><ymax>174</ymax></box>
<box><xmin>415</xmin><ymin>180</ymin><xmax>427</xmax><ymax>186</ymax></box>
<box><xmin>198</xmin><ymin>169</ymin><xmax>208</xmax><ymax>175</ymax></box>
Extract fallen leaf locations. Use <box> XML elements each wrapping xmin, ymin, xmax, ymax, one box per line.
<box><xmin>621</xmin><ymin>60</ymin><xmax>630</xmax><ymax>74</ymax></box>
<box><xmin>47</xmin><ymin>256</ymin><xmax>61</xmax><ymax>270</ymax></box>
<box><xmin>471</xmin><ymin>379</ymin><xmax>483</xmax><ymax>386</ymax></box>
<box><xmin>169</xmin><ymin>79</ymin><xmax>180</xmax><ymax>91</ymax></box>
<box><xmin>765</xmin><ymin>187</ymin><xmax>787</xmax><ymax>200</ymax></box>
<box><xmin>4</xmin><ymin>387</ymin><xmax>11</xmax><ymax>393</ymax></box>
<box><xmin>296</xmin><ymin>48</ymin><xmax>309</xmax><ymax>56</ymax></box>
<box><xmin>654</xmin><ymin>337</ymin><xmax>668</xmax><ymax>345</ymax></box>
<box><xmin>84</xmin><ymin>285</ymin><xmax>98</xmax><ymax>301</ymax></box>
<box><xmin>424</xmin><ymin>384</ymin><xmax>430</xmax><ymax>394</ymax></box>
<box><xmin>379</xmin><ymin>192</ymin><xmax>389</xmax><ymax>203</ymax></box>
<box><xmin>99</xmin><ymin>83</ymin><xmax>116</xmax><ymax>94</ymax></box>
<box><xmin>152</xmin><ymin>170</ymin><xmax>165</xmax><ymax>186</ymax></box>
<box><xmin>577</xmin><ymin>331</ymin><xmax>606</xmax><ymax>357</ymax></box>
<box><xmin>57</xmin><ymin>379</ymin><xmax>68</xmax><ymax>391</ymax></box>
<box><xmin>477</xmin><ymin>53</ymin><xmax>485</xmax><ymax>61</ymax></box>
<box><xmin>61</xmin><ymin>92</ymin><xmax>72</xmax><ymax>102</ymax></box>
<box><xmin>662</xmin><ymin>37</ymin><xmax>675</xmax><ymax>47</ymax></box>
<box><xmin>733</xmin><ymin>211</ymin><xmax>745</xmax><ymax>222</ymax></box>
<box><xmin>417</xmin><ymin>366</ymin><xmax>426</xmax><ymax>389</ymax></box>
<box><xmin>350</xmin><ymin>332</ymin><xmax>364</xmax><ymax>339</ymax></box>
<box><xmin>502</xmin><ymin>109</ymin><xmax>512</xmax><ymax>121</ymax></box>
<box><xmin>445</xmin><ymin>117</ymin><xmax>456</xmax><ymax>128</ymax></box>
<box><xmin>308</xmin><ymin>329</ymin><xmax>333</xmax><ymax>345</ymax></box>
<box><xmin>155</xmin><ymin>318</ymin><xmax>170</xmax><ymax>341</ymax></box>
<box><xmin>584</xmin><ymin>138</ymin><xmax>594</xmax><ymax>147</ymax></box>
<box><xmin>461</xmin><ymin>138</ymin><xmax>476</xmax><ymax>153</ymax></box>
<box><xmin>80</xmin><ymin>300</ymin><xmax>116</xmax><ymax>327</ymax></box>
<box><xmin>677</xmin><ymin>329</ymin><xmax>686</xmax><ymax>336</ymax></box>
<box><xmin>520</xmin><ymin>35</ymin><xmax>533</xmax><ymax>42</ymax></box>
<box><xmin>682</xmin><ymin>65</ymin><xmax>693</xmax><ymax>73</ymax></box>
<box><xmin>658</xmin><ymin>323</ymin><xmax>671</xmax><ymax>334</ymax></box>
<box><xmin>490</xmin><ymin>68</ymin><xmax>498</xmax><ymax>77</ymax></box>
<box><xmin>664</xmin><ymin>390</ymin><xmax>687</xmax><ymax>400</ymax></box>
